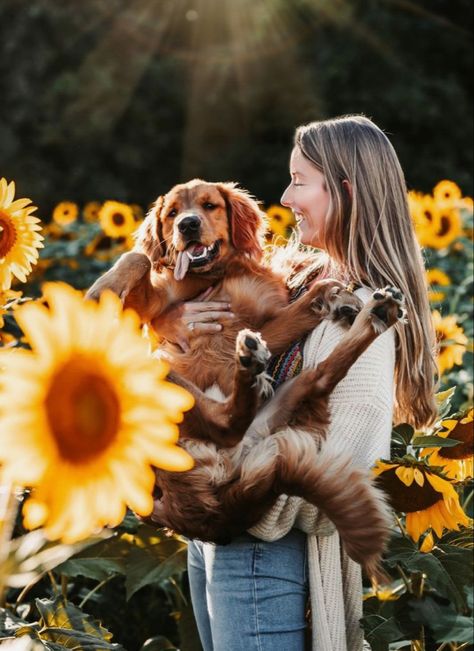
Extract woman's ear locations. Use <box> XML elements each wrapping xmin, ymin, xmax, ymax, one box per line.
<box><xmin>217</xmin><ymin>183</ymin><xmax>267</xmax><ymax>260</ymax></box>
<box><xmin>342</xmin><ymin>179</ymin><xmax>353</xmax><ymax>201</ymax></box>
<box><xmin>134</xmin><ymin>196</ymin><xmax>166</xmax><ymax>265</ymax></box>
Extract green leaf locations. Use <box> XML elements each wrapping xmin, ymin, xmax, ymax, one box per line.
<box><xmin>0</xmin><ymin>608</ymin><xmax>29</xmax><ymax>638</ymax></box>
<box><xmin>391</xmin><ymin>424</ymin><xmax>414</xmax><ymax>448</ymax></box>
<box><xmin>58</xmin><ymin>534</ymin><xmax>130</xmax><ymax>580</ymax></box>
<box><xmin>409</xmin><ymin>596</ymin><xmax>474</xmax><ymax>644</ymax></box>
<box><xmin>39</xmin><ymin>627</ymin><xmax>124</xmax><ymax>649</ymax></box>
<box><xmin>411</xmin><ymin>435</ymin><xmax>462</xmax><ymax>448</ymax></box>
<box><xmin>35</xmin><ymin>597</ymin><xmax>112</xmax><ymax>641</ymax></box>
<box><xmin>125</xmin><ymin>541</ymin><xmax>187</xmax><ymax>600</ymax></box>
<box><xmin>360</xmin><ymin>614</ymin><xmax>404</xmax><ymax>651</ymax></box>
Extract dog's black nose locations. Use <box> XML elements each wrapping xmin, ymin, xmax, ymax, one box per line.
<box><xmin>178</xmin><ymin>215</ymin><xmax>201</xmax><ymax>235</ymax></box>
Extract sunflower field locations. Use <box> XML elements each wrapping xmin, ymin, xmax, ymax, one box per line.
<box><xmin>0</xmin><ymin>177</ymin><xmax>473</xmax><ymax>651</ymax></box>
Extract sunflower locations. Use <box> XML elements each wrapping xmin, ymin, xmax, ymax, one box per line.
<box><xmin>432</xmin><ymin>310</ymin><xmax>468</xmax><ymax>376</ymax></box>
<box><xmin>426</xmin><ymin>268</ymin><xmax>451</xmax><ymax>303</ymax></box>
<box><xmin>420</xmin><ymin>409</ymin><xmax>473</xmax><ymax>481</ymax></box>
<box><xmin>83</xmin><ymin>201</ymin><xmax>102</xmax><ymax>223</ymax></box>
<box><xmin>99</xmin><ymin>201</ymin><xmax>136</xmax><ymax>238</ymax></box>
<box><xmin>423</xmin><ymin>205</ymin><xmax>462</xmax><ymax>250</ymax></box>
<box><xmin>409</xmin><ymin>194</ymin><xmax>439</xmax><ymax>247</ymax></box>
<box><xmin>373</xmin><ymin>458</ymin><xmax>470</xmax><ymax>543</ymax></box>
<box><xmin>0</xmin><ymin>283</ymin><xmax>194</xmax><ymax>543</ymax></box>
<box><xmin>52</xmin><ymin>202</ymin><xmax>79</xmax><ymax>226</ymax></box>
<box><xmin>433</xmin><ymin>180</ymin><xmax>462</xmax><ymax>207</ymax></box>
<box><xmin>0</xmin><ymin>178</ymin><xmax>44</xmax><ymax>291</ymax></box>
<box><xmin>265</xmin><ymin>205</ymin><xmax>295</xmax><ymax>238</ymax></box>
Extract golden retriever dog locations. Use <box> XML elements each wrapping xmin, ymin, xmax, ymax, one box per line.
<box><xmin>87</xmin><ymin>179</ymin><xmax>404</xmax><ymax>581</ymax></box>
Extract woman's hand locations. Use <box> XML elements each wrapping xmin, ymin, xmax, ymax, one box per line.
<box><xmin>152</xmin><ymin>288</ymin><xmax>234</xmax><ymax>352</ymax></box>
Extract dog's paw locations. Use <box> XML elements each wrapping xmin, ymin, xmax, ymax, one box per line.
<box><xmin>366</xmin><ymin>286</ymin><xmax>406</xmax><ymax>333</ymax></box>
<box><xmin>236</xmin><ymin>329</ymin><xmax>271</xmax><ymax>376</ymax></box>
<box><xmin>330</xmin><ymin>288</ymin><xmax>364</xmax><ymax>326</ymax></box>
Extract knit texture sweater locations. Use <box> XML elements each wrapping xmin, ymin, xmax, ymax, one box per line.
<box><xmin>248</xmin><ymin>287</ymin><xmax>395</xmax><ymax>651</ymax></box>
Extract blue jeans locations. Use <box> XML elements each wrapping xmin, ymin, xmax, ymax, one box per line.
<box><xmin>187</xmin><ymin>529</ymin><xmax>309</xmax><ymax>651</ymax></box>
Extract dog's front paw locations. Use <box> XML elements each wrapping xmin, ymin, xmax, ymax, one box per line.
<box><xmin>236</xmin><ymin>329</ymin><xmax>271</xmax><ymax>374</ymax></box>
<box><xmin>330</xmin><ymin>288</ymin><xmax>364</xmax><ymax>326</ymax></box>
<box><xmin>367</xmin><ymin>286</ymin><xmax>406</xmax><ymax>333</ymax></box>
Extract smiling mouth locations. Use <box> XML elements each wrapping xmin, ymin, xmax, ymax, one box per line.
<box><xmin>174</xmin><ymin>240</ymin><xmax>222</xmax><ymax>280</ymax></box>
<box><xmin>185</xmin><ymin>240</ymin><xmax>221</xmax><ymax>267</ymax></box>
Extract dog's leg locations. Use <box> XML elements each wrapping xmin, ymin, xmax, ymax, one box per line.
<box><xmin>259</xmin><ymin>279</ymin><xmax>363</xmax><ymax>355</ymax></box>
<box><xmin>249</xmin><ymin>286</ymin><xmax>405</xmax><ymax>438</ymax></box>
<box><xmin>86</xmin><ymin>251</ymin><xmax>167</xmax><ymax>320</ymax></box>
<box><xmin>168</xmin><ymin>331</ymin><xmax>271</xmax><ymax>448</ymax></box>
<box><xmin>220</xmin><ymin>430</ymin><xmax>391</xmax><ymax>584</ymax></box>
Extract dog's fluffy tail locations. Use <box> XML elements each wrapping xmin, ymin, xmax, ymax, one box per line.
<box><xmin>240</xmin><ymin>428</ymin><xmax>392</xmax><ymax>583</ymax></box>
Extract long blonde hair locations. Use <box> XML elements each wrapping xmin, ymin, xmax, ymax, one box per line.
<box><xmin>291</xmin><ymin>114</ymin><xmax>438</xmax><ymax>428</ymax></box>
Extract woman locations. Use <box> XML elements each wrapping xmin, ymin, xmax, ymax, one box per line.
<box><xmin>154</xmin><ymin>115</ymin><xmax>438</xmax><ymax>651</ymax></box>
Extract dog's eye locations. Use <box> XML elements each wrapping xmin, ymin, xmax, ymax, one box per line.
<box><xmin>203</xmin><ymin>202</ymin><xmax>216</xmax><ymax>210</ymax></box>
<box><xmin>168</xmin><ymin>208</ymin><xmax>177</xmax><ymax>218</ymax></box>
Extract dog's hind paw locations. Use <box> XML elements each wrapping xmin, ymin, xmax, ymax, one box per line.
<box><xmin>366</xmin><ymin>286</ymin><xmax>407</xmax><ymax>334</ymax></box>
<box><xmin>236</xmin><ymin>329</ymin><xmax>271</xmax><ymax>376</ymax></box>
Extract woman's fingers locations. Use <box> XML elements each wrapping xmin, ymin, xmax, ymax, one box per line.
<box><xmin>188</xmin><ymin>322</ymin><xmax>223</xmax><ymax>334</ymax></box>
<box><xmin>182</xmin><ymin>301</ymin><xmax>232</xmax><ymax>314</ymax></box>
<box><xmin>188</xmin><ymin>310</ymin><xmax>234</xmax><ymax>323</ymax></box>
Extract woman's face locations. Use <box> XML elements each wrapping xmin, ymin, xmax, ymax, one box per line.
<box><xmin>280</xmin><ymin>147</ymin><xmax>331</xmax><ymax>249</ymax></box>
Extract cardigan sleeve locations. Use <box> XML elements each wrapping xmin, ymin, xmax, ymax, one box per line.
<box><xmin>248</xmin><ymin>287</ymin><xmax>395</xmax><ymax>540</ymax></box>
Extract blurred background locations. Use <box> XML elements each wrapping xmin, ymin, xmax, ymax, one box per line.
<box><xmin>1</xmin><ymin>0</ymin><xmax>472</xmax><ymax>215</ymax></box>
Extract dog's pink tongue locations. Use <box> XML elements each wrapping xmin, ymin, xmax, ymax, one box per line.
<box><xmin>175</xmin><ymin>251</ymin><xmax>190</xmax><ymax>281</ymax></box>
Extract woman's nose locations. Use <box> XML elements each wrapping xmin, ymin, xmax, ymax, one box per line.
<box><xmin>280</xmin><ymin>185</ymin><xmax>292</xmax><ymax>208</ymax></box>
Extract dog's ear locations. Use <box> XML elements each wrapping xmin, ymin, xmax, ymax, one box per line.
<box><xmin>134</xmin><ymin>196</ymin><xmax>166</xmax><ymax>265</ymax></box>
<box><xmin>217</xmin><ymin>183</ymin><xmax>267</xmax><ymax>261</ymax></box>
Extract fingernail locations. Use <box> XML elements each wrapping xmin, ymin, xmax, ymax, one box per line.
<box><xmin>215</xmin><ymin>324</ymin><xmax>222</xmax><ymax>331</ymax></box>
<box><xmin>229</xmin><ymin>312</ymin><xmax>235</xmax><ymax>318</ymax></box>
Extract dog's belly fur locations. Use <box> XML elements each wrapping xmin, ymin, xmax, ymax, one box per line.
<box><xmin>158</xmin><ymin>274</ymin><xmax>289</xmax><ymax>391</ymax></box>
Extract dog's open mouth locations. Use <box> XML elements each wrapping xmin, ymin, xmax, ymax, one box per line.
<box><xmin>174</xmin><ymin>240</ymin><xmax>221</xmax><ymax>280</ymax></box>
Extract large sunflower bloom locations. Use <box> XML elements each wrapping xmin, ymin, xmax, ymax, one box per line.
<box><xmin>373</xmin><ymin>459</ymin><xmax>470</xmax><ymax>542</ymax></box>
<box><xmin>426</xmin><ymin>268</ymin><xmax>451</xmax><ymax>303</ymax></box>
<box><xmin>0</xmin><ymin>283</ymin><xmax>194</xmax><ymax>543</ymax></box>
<box><xmin>409</xmin><ymin>194</ymin><xmax>439</xmax><ymax>248</ymax></box>
<box><xmin>52</xmin><ymin>202</ymin><xmax>79</xmax><ymax>226</ymax></box>
<box><xmin>420</xmin><ymin>409</ymin><xmax>473</xmax><ymax>481</ymax></box>
<box><xmin>99</xmin><ymin>201</ymin><xmax>136</xmax><ymax>238</ymax></box>
<box><xmin>0</xmin><ymin>178</ymin><xmax>44</xmax><ymax>291</ymax></box>
<box><xmin>432</xmin><ymin>310</ymin><xmax>468</xmax><ymax>376</ymax></box>
<box><xmin>433</xmin><ymin>180</ymin><xmax>462</xmax><ymax>207</ymax></box>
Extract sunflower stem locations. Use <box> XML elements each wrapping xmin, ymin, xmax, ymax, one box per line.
<box><xmin>396</xmin><ymin>563</ymin><xmax>412</xmax><ymax>592</ymax></box>
<box><xmin>61</xmin><ymin>574</ymin><xmax>68</xmax><ymax>601</ymax></box>
<box><xmin>0</xmin><ymin>483</ymin><xmax>19</xmax><ymax>607</ymax></box>
<box><xmin>48</xmin><ymin>570</ymin><xmax>59</xmax><ymax>595</ymax></box>
<box><xmin>79</xmin><ymin>574</ymin><xmax>116</xmax><ymax>608</ymax></box>
<box><xmin>394</xmin><ymin>513</ymin><xmax>408</xmax><ymax>537</ymax></box>
<box><xmin>14</xmin><ymin>571</ymin><xmax>47</xmax><ymax>613</ymax></box>
<box><xmin>461</xmin><ymin>488</ymin><xmax>473</xmax><ymax>512</ymax></box>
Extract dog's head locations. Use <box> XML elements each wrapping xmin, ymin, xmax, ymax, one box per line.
<box><xmin>135</xmin><ymin>179</ymin><xmax>267</xmax><ymax>280</ymax></box>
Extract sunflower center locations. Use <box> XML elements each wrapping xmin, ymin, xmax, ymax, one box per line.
<box><xmin>0</xmin><ymin>211</ymin><xmax>17</xmax><ymax>258</ymax></box>
<box><xmin>423</xmin><ymin>210</ymin><xmax>433</xmax><ymax>222</ymax></box>
<box><xmin>45</xmin><ymin>356</ymin><xmax>121</xmax><ymax>463</ymax></box>
<box><xmin>439</xmin><ymin>421</ymin><xmax>473</xmax><ymax>460</ymax></box>
<box><xmin>375</xmin><ymin>468</ymin><xmax>441</xmax><ymax>512</ymax></box>
<box><xmin>437</xmin><ymin>216</ymin><xmax>451</xmax><ymax>237</ymax></box>
<box><xmin>112</xmin><ymin>213</ymin><xmax>125</xmax><ymax>226</ymax></box>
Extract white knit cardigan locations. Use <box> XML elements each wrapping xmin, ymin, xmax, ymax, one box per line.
<box><xmin>248</xmin><ymin>287</ymin><xmax>395</xmax><ymax>651</ymax></box>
